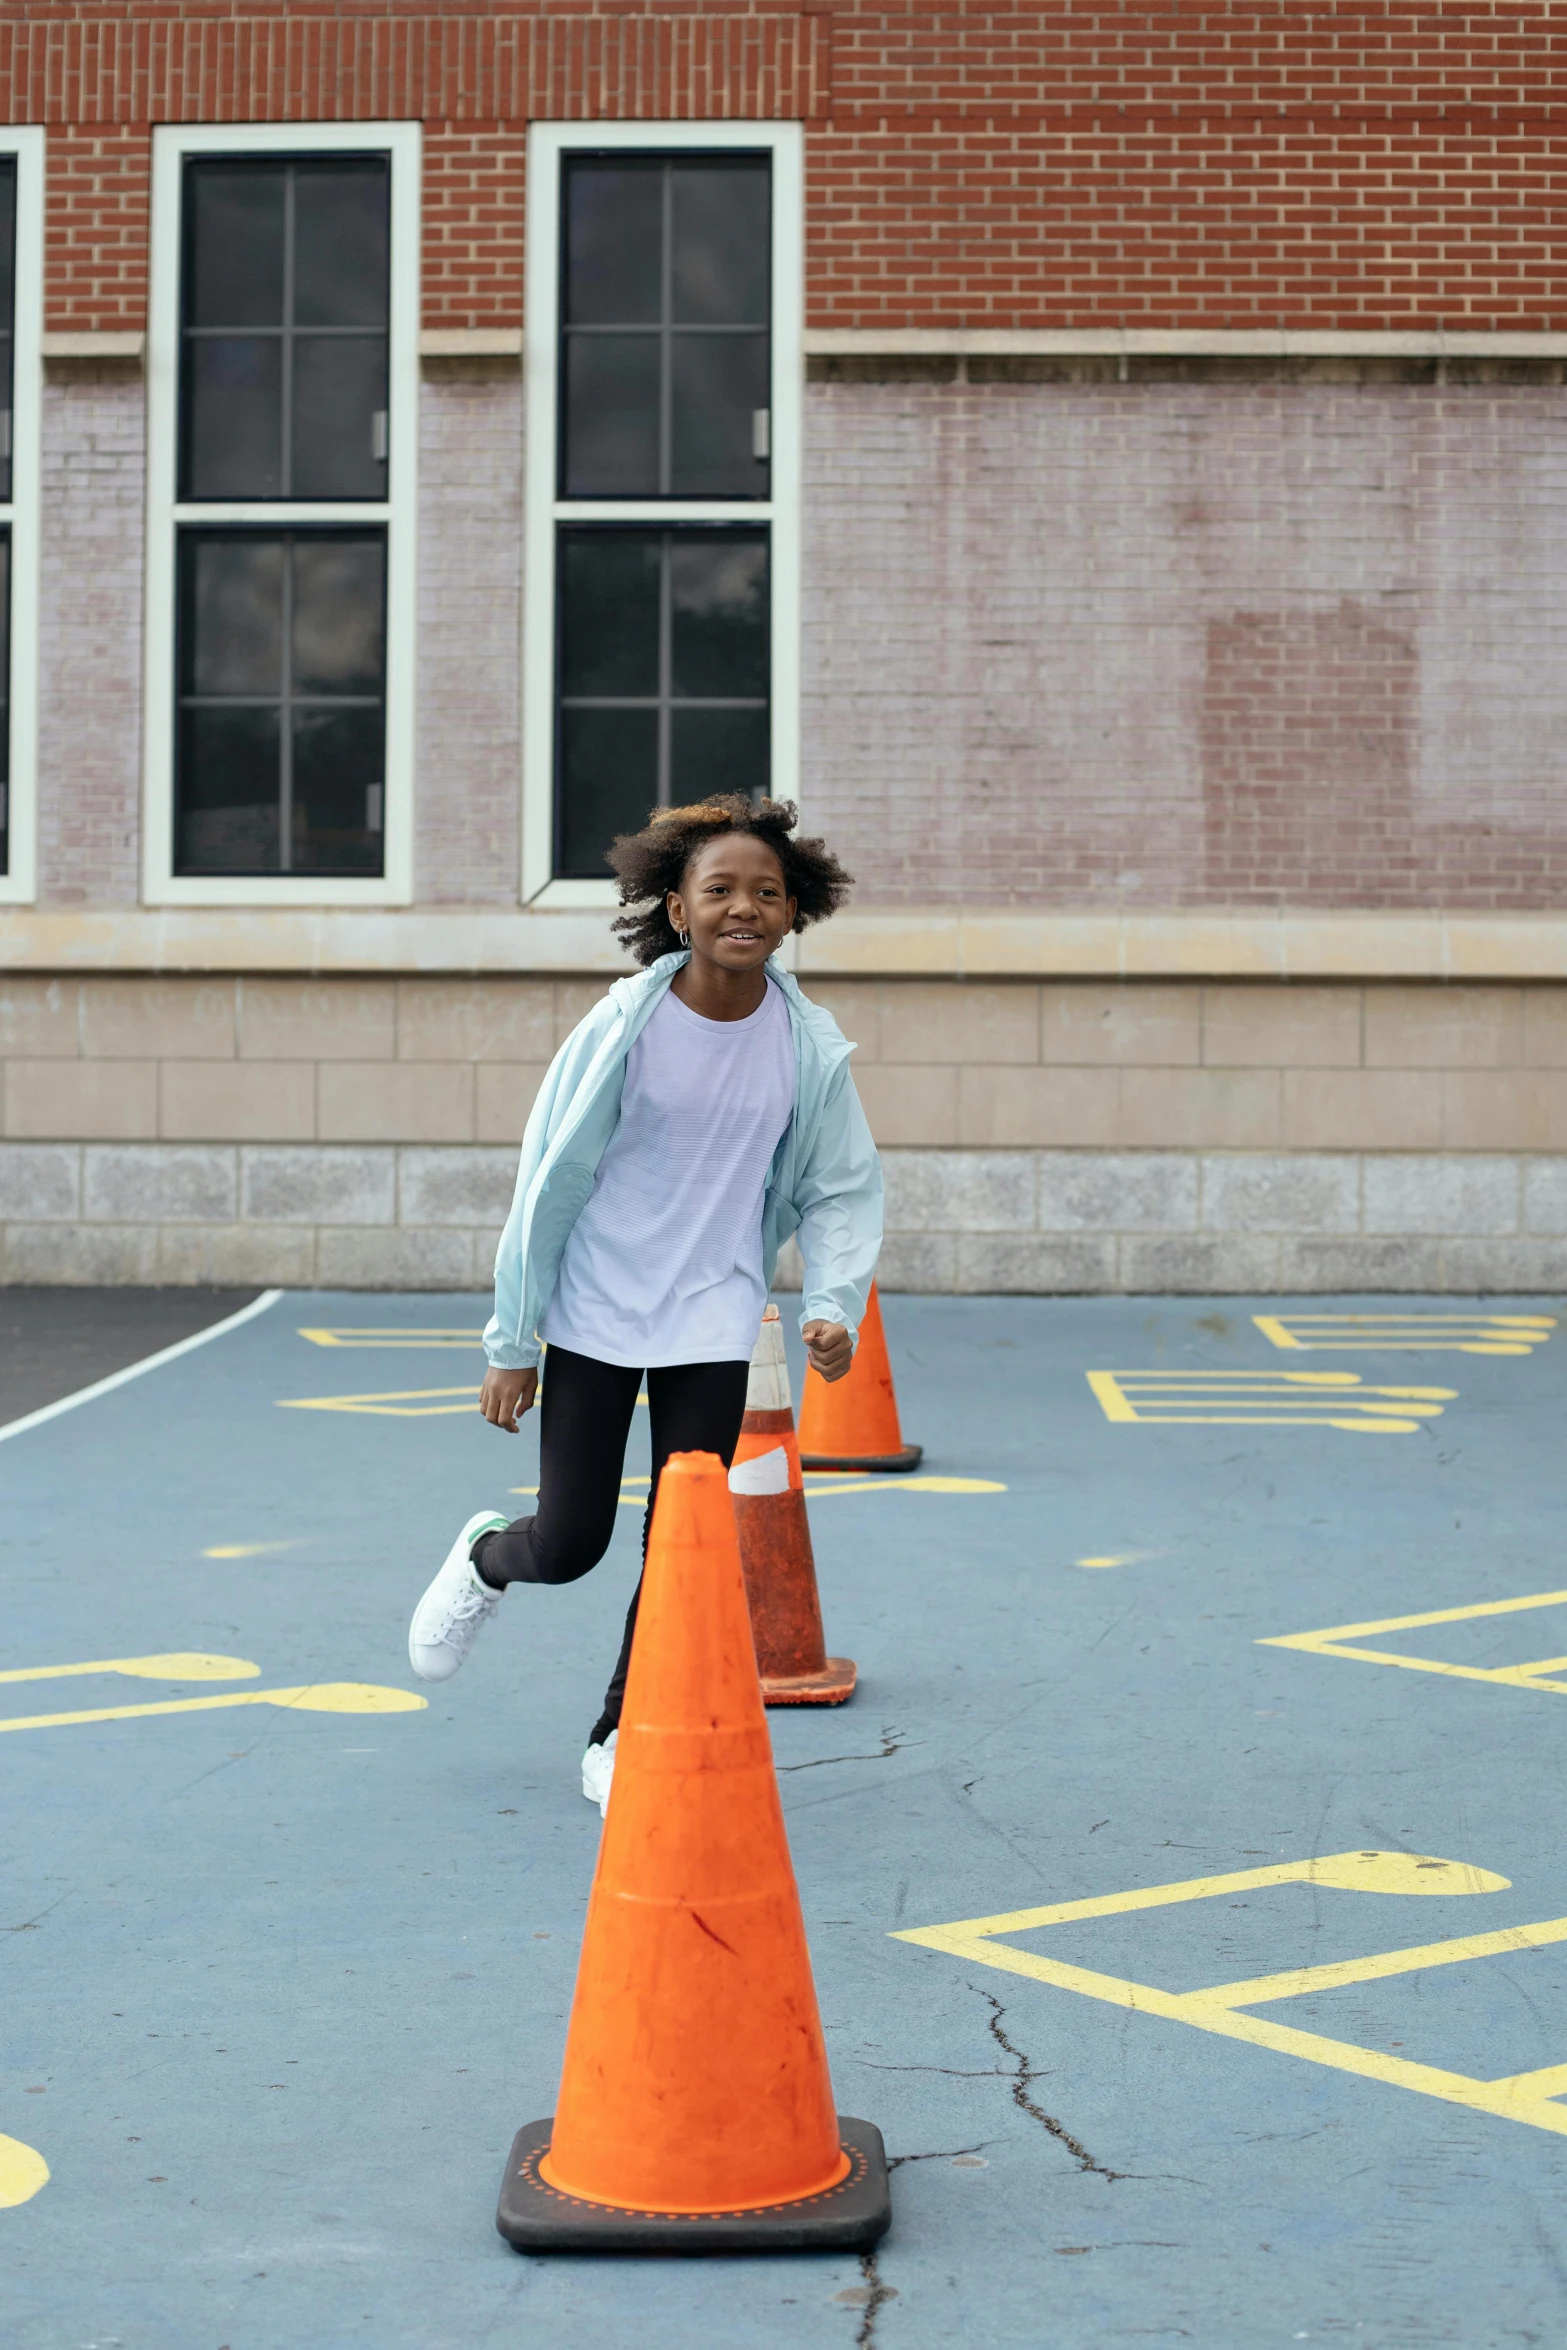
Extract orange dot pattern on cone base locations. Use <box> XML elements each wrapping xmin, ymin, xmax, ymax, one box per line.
<box><xmin>797</xmin><ymin>1281</ymin><xmax>919</xmax><ymax>1468</ymax></box>
<box><xmin>540</xmin><ymin>1451</ymin><xmax>849</xmax><ymax>2216</ymax></box>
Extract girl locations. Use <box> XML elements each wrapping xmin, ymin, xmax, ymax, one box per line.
<box><xmin>407</xmin><ymin>795</ymin><xmax>882</xmax><ymax>1813</ymax></box>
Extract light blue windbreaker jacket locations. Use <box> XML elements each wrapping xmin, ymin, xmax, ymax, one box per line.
<box><xmin>482</xmin><ymin>953</ymin><xmax>883</xmax><ymax>1373</ymax></box>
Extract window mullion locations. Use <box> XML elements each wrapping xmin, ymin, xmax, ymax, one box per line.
<box><xmin>657</xmin><ymin>531</ymin><xmax>672</xmax><ymax>809</ymax></box>
<box><xmin>281</xmin><ymin>166</ymin><xmax>295</xmax><ymax>499</ymax></box>
<box><xmin>279</xmin><ymin>534</ymin><xmax>294</xmax><ymax>873</ymax></box>
<box><xmin>659</xmin><ymin>163</ymin><xmax>673</xmax><ymax>501</ymax></box>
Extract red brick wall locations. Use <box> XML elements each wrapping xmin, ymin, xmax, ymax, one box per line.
<box><xmin>2</xmin><ymin>3</ymin><xmax>1563</xmax><ymax>334</ymax></box>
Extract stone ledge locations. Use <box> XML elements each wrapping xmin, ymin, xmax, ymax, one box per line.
<box><xmin>803</xmin><ymin>327</ymin><xmax>1567</xmax><ymax>361</ymax></box>
<box><xmin>6</xmin><ymin>907</ymin><xmax>1567</xmax><ymax>982</ymax></box>
<box><xmin>41</xmin><ymin>330</ymin><xmax>145</xmax><ymax>377</ymax></box>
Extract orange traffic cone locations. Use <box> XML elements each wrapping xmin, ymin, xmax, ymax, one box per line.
<box><xmin>798</xmin><ymin>1281</ymin><xmax>922</xmax><ymax>1472</ymax></box>
<box><xmin>730</xmin><ymin>1305</ymin><xmax>856</xmax><ymax>1706</ymax></box>
<box><xmin>495</xmin><ymin>1451</ymin><xmax>890</xmax><ymax>2253</ymax></box>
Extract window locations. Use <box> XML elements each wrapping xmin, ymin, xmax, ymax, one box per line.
<box><xmin>0</xmin><ymin>130</ymin><xmax>42</xmax><ymax>904</ymax></box>
<box><xmin>143</xmin><ymin>125</ymin><xmax>418</xmax><ymax>906</ymax></box>
<box><xmin>560</xmin><ymin>156</ymin><xmax>770</xmax><ymax>500</ymax></box>
<box><xmin>523</xmin><ymin>125</ymin><xmax>802</xmax><ymax>901</ymax></box>
<box><xmin>557</xmin><ymin>528</ymin><xmax>769</xmax><ymax>876</ymax></box>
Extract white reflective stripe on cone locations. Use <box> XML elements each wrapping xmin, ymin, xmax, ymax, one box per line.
<box><xmin>728</xmin><ymin>1446</ymin><xmax>791</xmax><ymax>1497</ymax></box>
<box><xmin>744</xmin><ymin>1308</ymin><xmax>793</xmax><ymax>1414</ymax></box>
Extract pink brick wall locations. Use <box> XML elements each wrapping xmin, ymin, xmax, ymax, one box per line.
<box><xmin>801</xmin><ymin>379</ymin><xmax>1567</xmax><ymax>910</ymax></box>
<box><xmin>415</xmin><ymin>374</ymin><xmax>524</xmax><ymax>906</ymax></box>
<box><xmin>37</xmin><ymin>376</ymin><xmax>144</xmax><ymax>908</ymax></box>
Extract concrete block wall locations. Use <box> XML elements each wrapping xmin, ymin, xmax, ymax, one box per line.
<box><xmin>2</xmin><ymin>972</ymin><xmax>1564</xmax><ymax>1292</ymax></box>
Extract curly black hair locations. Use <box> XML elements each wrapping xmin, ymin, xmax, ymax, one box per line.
<box><xmin>608</xmin><ymin>795</ymin><xmax>854</xmax><ymax>967</ymax></box>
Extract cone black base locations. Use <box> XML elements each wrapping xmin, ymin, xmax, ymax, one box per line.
<box><xmin>496</xmin><ymin>2118</ymin><xmax>891</xmax><ymax>2254</ymax></box>
<box><xmin>799</xmin><ymin>1445</ymin><xmax>923</xmax><ymax>1474</ymax></box>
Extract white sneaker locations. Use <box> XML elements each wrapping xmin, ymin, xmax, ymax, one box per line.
<box><xmin>408</xmin><ymin>1511</ymin><xmax>511</xmax><ymax>1683</ymax></box>
<box><xmin>581</xmin><ymin>1728</ymin><xmax>618</xmax><ymax>1816</ymax></box>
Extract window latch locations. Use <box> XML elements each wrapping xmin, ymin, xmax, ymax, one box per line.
<box><xmin>371</xmin><ymin>410</ymin><xmax>389</xmax><ymax>463</ymax></box>
<box><xmin>751</xmin><ymin>407</ymin><xmax>770</xmax><ymax>462</ymax></box>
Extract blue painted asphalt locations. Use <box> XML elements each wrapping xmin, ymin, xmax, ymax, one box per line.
<box><xmin>4</xmin><ymin>1289</ymin><xmax>1566</xmax><ymax>2347</ymax></box>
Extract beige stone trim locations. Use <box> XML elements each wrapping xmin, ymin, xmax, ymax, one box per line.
<box><xmin>418</xmin><ymin>327</ymin><xmax>523</xmax><ymax>374</ymax></box>
<box><xmin>6</xmin><ymin>907</ymin><xmax>1567</xmax><ymax>981</ymax></box>
<box><xmin>40</xmin><ymin>330</ymin><xmax>146</xmax><ymax>377</ymax></box>
<box><xmin>796</xmin><ymin>910</ymin><xmax>1567</xmax><ymax>983</ymax></box>
<box><xmin>803</xmin><ymin>327</ymin><xmax>1567</xmax><ymax>360</ymax></box>
<box><xmin>418</xmin><ymin>329</ymin><xmax>523</xmax><ymax>356</ymax></box>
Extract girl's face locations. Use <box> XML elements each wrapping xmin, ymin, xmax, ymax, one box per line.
<box><xmin>666</xmin><ymin>834</ymin><xmax>797</xmax><ymax>974</ymax></box>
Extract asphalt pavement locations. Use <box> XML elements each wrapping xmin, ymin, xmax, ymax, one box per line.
<box><xmin>4</xmin><ymin>1286</ymin><xmax>1565</xmax><ymax>2347</ymax></box>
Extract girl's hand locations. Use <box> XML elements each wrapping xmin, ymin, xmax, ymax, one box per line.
<box><xmin>802</xmin><ymin>1321</ymin><xmax>853</xmax><ymax>1384</ymax></box>
<box><xmin>479</xmin><ymin>1366</ymin><xmax>538</xmax><ymax>1430</ymax></box>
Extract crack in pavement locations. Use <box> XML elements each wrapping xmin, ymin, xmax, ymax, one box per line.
<box><xmin>852</xmin><ymin>2250</ymin><xmax>898</xmax><ymax>2346</ymax></box>
<box><xmin>887</xmin><ymin>2143</ymin><xmax>990</xmax><ymax>2168</ymax></box>
<box><xmin>777</xmin><ymin>1727</ymin><xmax>909</xmax><ymax>1774</ymax></box>
<box><xmin>977</xmin><ymin>1987</ymin><xmax>1126</xmax><ymax>2181</ymax></box>
<box><xmin>856</xmin><ymin>2060</ymin><xmax>1005</xmax><ymax>2078</ymax></box>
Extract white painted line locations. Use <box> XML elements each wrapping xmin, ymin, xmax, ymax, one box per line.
<box><xmin>0</xmin><ymin>1288</ymin><xmax>284</xmax><ymax>1445</ymax></box>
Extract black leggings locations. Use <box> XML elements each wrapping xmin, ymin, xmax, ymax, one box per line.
<box><xmin>471</xmin><ymin>1345</ymin><xmax>751</xmax><ymax>1742</ymax></box>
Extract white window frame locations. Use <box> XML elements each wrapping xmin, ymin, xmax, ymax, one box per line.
<box><xmin>0</xmin><ymin>129</ymin><xmax>44</xmax><ymax>906</ymax></box>
<box><xmin>521</xmin><ymin>121</ymin><xmax>803</xmax><ymax>907</ymax></box>
<box><xmin>142</xmin><ymin>120</ymin><xmax>420</xmax><ymax>908</ymax></box>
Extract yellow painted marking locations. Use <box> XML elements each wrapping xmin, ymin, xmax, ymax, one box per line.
<box><xmin>0</xmin><ymin>1682</ymin><xmax>426</xmax><ymax>1734</ymax></box>
<box><xmin>1255</xmin><ymin>1312</ymin><xmax>1554</xmax><ymax>1357</ymax></box>
<box><xmin>1490</xmin><ymin>2061</ymin><xmax>1567</xmax><ymax>2100</ymax></box>
<box><xmin>283</xmin><ymin>1383</ymin><xmax>644</xmax><ymax>1416</ymax></box>
<box><xmin>1262</xmin><ymin>1589</ymin><xmax>1567</xmax><ymax>1698</ymax></box>
<box><xmin>1074</xmin><ymin>1553</ymin><xmax>1145</xmax><ymax>1569</ymax></box>
<box><xmin>0</xmin><ymin>2133</ymin><xmax>49</xmax><ymax>2208</ymax></box>
<box><xmin>894</xmin><ymin>1849</ymin><xmax>1567</xmax><ymax>2141</ymax></box>
<box><xmin>278</xmin><ymin>1386</ymin><xmax>479</xmax><ymax>1417</ymax></box>
<box><xmin>1086</xmin><ymin>1368</ymin><xmax>1455</xmax><ymax>1434</ymax></box>
<box><xmin>298</xmin><ymin>1327</ymin><xmax>481</xmax><ymax>1348</ymax></box>
<box><xmin>514</xmin><ymin>1475</ymin><xmax>1005</xmax><ymax>1506</ymax></box>
<box><xmin>0</xmin><ymin>1652</ymin><xmax>260</xmax><ymax>1687</ymax></box>
<box><xmin>202</xmin><ymin>1540</ymin><xmax>305</xmax><ymax>1560</ymax></box>
<box><xmin>802</xmin><ymin>1475</ymin><xmax>1007</xmax><ymax>1498</ymax></box>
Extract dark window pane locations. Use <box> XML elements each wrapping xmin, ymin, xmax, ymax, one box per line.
<box><xmin>0</xmin><ymin>163</ymin><xmax>13</xmax><ymax>508</ymax></box>
<box><xmin>670</xmin><ymin>537</ymin><xmax>768</xmax><ymax>699</ymax></box>
<box><xmin>176</xmin><ymin>529</ymin><xmax>385</xmax><ymax>878</ymax></box>
<box><xmin>292</xmin><ymin>537</ymin><xmax>384</xmax><ymax>694</ymax></box>
<box><xmin>564</xmin><ymin>163</ymin><xmax>663</xmax><ymax>326</ymax></box>
<box><xmin>292</xmin><ymin>705</ymin><xmax>383</xmax><ymax>874</ymax></box>
<box><xmin>185</xmin><ymin>538</ymin><xmax>283</xmax><ymax>695</ymax></box>
<box><xmin>670</xmin><ymin>335</ymin><xmax>770</xmax><ymax>497</ymax></box>
<box><xmin>183</xmin><ymin>338</ymin><xmax>282</xmax><ymax>499</ymax></box>
<box><xmin>558</xmin><ymin>707</ymin><xmax>658</xmax><ymax>879</ymax></box>
<box><xmin>0</xmin><ymin>163</ymin><xmax>15</xmax><ymax>324</ymax></box>
<box><xmin>671</xmin><ymin>164</ymin><xmax>769</xmax><ymax>325</ymax></box>
<box><xmin>180</xmin><ymin>157</ymin><xmax>390</xmax><ymax>504</ymax></box>
<box><xmin>0</xmin><ymin>530</ymin><xmax>10</xmax><ymax>872</ymax></box>
<box><xmin>671</xmin><ymin>705</ymin><xmax>770</xmax><ymax>803</ymax></box>
<box><xmin>293</xmin><ymin>163</ymin><xmax>389</xmax><ymax>328</ymax></box>
<box><xmin>559</xmin><ymin>533</ymin><xmax>661</xmax><ymax>697</ymax></box>
<box><xmin>562</xmin><ymin>336</ymin><xmax>661</xmax><ymax>497</ymax></box>
<box><xmin>292</xmin><ymin>335</ymin><xmax>388</xmax><ymax>499</ymax></box>
<box><xmin>187</xmin><ymin>166</ymin><xmax>285</xmax><ymax>328</ymax></box>
<box><xmin>0</xmin><ymin>336</ymin><xmax>12</xmax><ymax>505</ymax></box>
<box><xmin>176</xmin><ymin>706</ymin><xmax>281</xmax><ymax>874</ymax></box>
